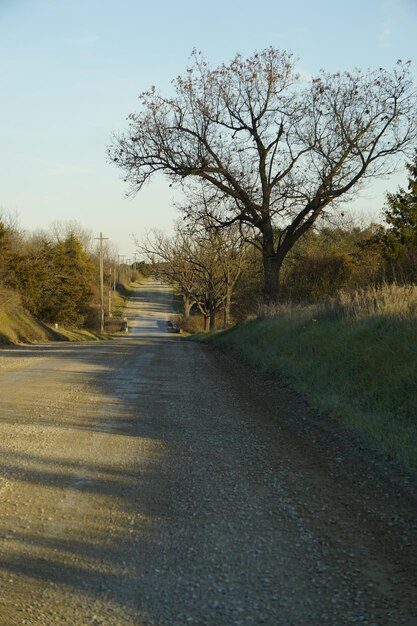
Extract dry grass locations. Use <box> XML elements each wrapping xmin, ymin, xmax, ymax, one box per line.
<box><xmin>326</xmin><ymin>284</ymin><xmax>417</xmax><ymax>319</ymax></box>
<box><xmin>0</xmin><ymin>286</ymin><xmax>21</xmax><ymax>310</ymax></box>
<box><xmin>256</xmin><ymin>284</ymin><xmax>417</xmax><ymax>322</ymax></box>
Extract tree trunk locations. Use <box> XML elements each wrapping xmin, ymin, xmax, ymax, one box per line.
<box><xmin>209</xmin><ymin>308</ymin><xmax>216</xmax><ymax>331</ymax></box>
<box><xmin>207</xmin><ymin>294</ymin><xmax>216</xmax><ymax>331</ymax></box>
<box><xmin>204</xmin><ymin>315</ymin><xmax>210</xmax><ymax>332</ymax></box>
<box><xmin>262</xmin><ymin>249</ymin><xmax>282</xmax><ymax>303</ymax></box>
<box><xmin>224</xmin><ymin>285</ymin><xmax>231</xmax><ymax>327</ymax></box>
<box><xmin>183</xmin><ymin>294</ymin><xmax>192</xmax><ymax>320</ymax></box>
<box><xmin>224</xmin><ymin>266</ymin><xmax>231</xmax><ymax>326</ymax></box>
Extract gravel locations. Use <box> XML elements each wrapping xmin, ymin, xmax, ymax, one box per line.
<box><xmin>0</xmin><ymin>282</ymin><xmax>416</xmax><ymax>625</ymax></box>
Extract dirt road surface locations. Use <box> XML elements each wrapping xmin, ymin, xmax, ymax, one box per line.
<box><xmin>0</xmin><ymin>281</ymin><xmax>416</xmax><ymax>625</ymax></box>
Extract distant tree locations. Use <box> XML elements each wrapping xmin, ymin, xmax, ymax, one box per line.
<box><xmin>0</xmin><ymin>212</ymin><xmax>23</xmax><ymax>286</ymax></box>
<box><xmin>109</xmin><ymin>48</ymin><xmax>417</xmax><ymax>302</ymax></box>
<box><xmin>138</xmin><ymin>227</ymin><xmax>200</xmax><ymax>320</ymax></box>
<box><xmin>283</xmin><ymin>252</ymin><xmax>353</xmax><ymax>301</ymax></box>
<box><xmin>134</xmin><ymin>260</ymin><xmax>152</xmax><ymax>278</ymax></box>
<box><xmin>283</xmin><ymin>220</ymin><xmax>386</xmax><ymax>295</ymax></box>
<box><xmin>198</xmin><ymin>224</ymin><xmax>248</xmax><ymax>326</ymax></box>
<box><xmin>48</xmin><ymin>234</ymin><xmax>95</xmax><ymax>325</ymax></box>
<box><xmin>138</xmin><ymin>223</ymin><xmax>247</xmax><ymax>329</ymax></box>
<box><xmin>185</xmin><ymin>226</ymin><xmax>247</xmax><ymax>330</ymax></box>
<box><xmin>49</xmin><ymin>220</ymin><xmax>94</xmax><ymax>251</ymax></box>
<box><xmin>186</xmin><ymin>237</ymin><xmax>225</xmax><ymax>331</ymax></box>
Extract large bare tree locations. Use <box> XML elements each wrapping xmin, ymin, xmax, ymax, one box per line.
<box><xmin>109</xmin><ymin>48</ymin><xmax>417</xmax><ymax>301</ymax></box>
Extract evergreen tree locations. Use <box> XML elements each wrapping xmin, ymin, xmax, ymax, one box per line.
<box><xmin>49</xmin><ymin>234</ymin><xmax>94</xmax><ymax>326</ymax></box>
<box><xmin>385</xmin><ymin>155</ymin><xmax>417</xmax><ymax>247</ymax></box>
<box><xmin>7</xmin><ymin>234</ymin><xmax>95</xmax><ymax>326</ymax></box>
<box><xmin>382</xmin><ymin>153</ymin><xmax>417</xmax><ymax>282</ymax></box>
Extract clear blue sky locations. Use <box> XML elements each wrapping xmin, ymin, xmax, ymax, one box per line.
<box><xmin>1</xmin><ymin>0</ymin><xmax>416</xmax><ymax>256</ymax></box>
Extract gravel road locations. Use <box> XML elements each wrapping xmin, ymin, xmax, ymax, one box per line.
<box><xmin>0</xmin><ymin>281</ymin><xmax>416</xmax><ymax>625</ymax></box>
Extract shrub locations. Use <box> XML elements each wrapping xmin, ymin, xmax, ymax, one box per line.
<box><xmin>283</xmin><ymin>252</ymin><xmax>353</xmax><ymax>301</ymax></box>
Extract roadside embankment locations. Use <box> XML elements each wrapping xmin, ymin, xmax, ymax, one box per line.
<box><xmin>0</xmin><ymin>280</ymin><xmax>153</xmax><ymax>345</ymax></box>
<box><xmin>0</xmin><ymin>288</ymin><xmax>63</xmax><ymax>344</ymax></box>
<box><xmin>202</xmin><ymin>285</ymin><xmax>417</xmax><ymax>478</ymax></box>
<box><xmin>0</xmin><ymin>288</ymin><xmax>104</xmax><ymax>344</ymax></box>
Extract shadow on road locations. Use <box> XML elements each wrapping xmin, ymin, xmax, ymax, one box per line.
<box><xmin>0</xmin><ymin>282</ymin><xmax>186</xmax><ymax>620</ymax></box>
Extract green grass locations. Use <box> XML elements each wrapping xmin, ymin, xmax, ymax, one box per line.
<box><xmin>202</xmin><ymin>300</ymin><xmax>417</xmax><ymax>477</ymax></box>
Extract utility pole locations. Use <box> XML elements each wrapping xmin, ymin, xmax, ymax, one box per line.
<box><xmin>95</xmin><ymin>232</ymin><xmax>108</xmax><ymax>332</ymax></box>
<box><xmin>108</xmin><ymin>268</ymin><xmax>112</xmax><ymax>317</ymax></box>
<box><xmin>118</xmin><ymin>254</ymin><xmax>126</xmax><ymax>285</ymax></box>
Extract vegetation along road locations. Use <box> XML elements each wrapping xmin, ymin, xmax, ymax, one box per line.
<box><xmin>0</xmin><ymin>281</ymin><xmax>416</xmax><ymax>625</ymax></box>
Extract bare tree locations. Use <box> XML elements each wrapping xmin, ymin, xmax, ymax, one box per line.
<box><xmin>137</xmin><ymin>222</ymin><xmax>247</xmax><ymax>329</ymax></box>
<box><xmin>137</xmin><ymin>228</ymin><xmax>199</xmax><ymax>319</ymax></box>
<box><xmin>187</xmin><ymin>244</ymin><xmax>223</xmax><ymax>331</ymax></box>
<box><xmin>109</xmin><ymin>48</ymin><xmax>417</xmax><ymax>301</ymax></box>
<box><xmin>49</xmin><ymin>220</ymin><xmax>94</xmax><ymax>250</ymax></box>
<box><xmin>195</xmin><ymin>224</ymin><xmax>248</xmax><ymax>326</ymax></box>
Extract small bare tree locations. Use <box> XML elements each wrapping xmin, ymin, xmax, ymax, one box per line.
<box><xmin>180</xmin><ymin>226</ymin><xmax>248</xmax><ymax>329</ymax></box>
<box><xmin>194</xmin><ymin>224</ymin><xmax>248</xmax><ymax>326</ymax></box>
<box><xmin>137</xmin><ymin>227</ymin><xmax>199</xmax><ymax>319</ymax></box>
<box><xmin>110</xmin><ymin>48</ymin><xmax>417</xmax><ymax>301</ymax></box>
<box><xmin>137</xmin><ymin>222</ymin><xmax>247</xmax><ymax>329</ymax></box>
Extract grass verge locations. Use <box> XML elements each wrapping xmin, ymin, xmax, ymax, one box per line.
<box><xmin>201</xmin><ymin>291</ymin><xmax>417</xmax><ymax>478</ymax></box>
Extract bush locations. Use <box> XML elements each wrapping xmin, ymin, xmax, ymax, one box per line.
<box><xmin>181</xmin><ymin>313</ymin><xmax>206</xmax><ymax>334</ymax></box>
<box><xmin>283</xmin><ymin>252</ymin><xmax>353</xmax><ymax>301</ymax></box>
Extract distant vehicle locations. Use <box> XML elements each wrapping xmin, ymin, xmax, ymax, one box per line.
<box><xmin>165</xmin><ymin>320</ymin><xmax>181</xmax><ymax>333</ymax></box>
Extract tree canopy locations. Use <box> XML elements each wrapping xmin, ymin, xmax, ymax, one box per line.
<box><xmin>110</xmin><ymin>48</ymin><xmax>417</xmax><ymax>301</ymax></box>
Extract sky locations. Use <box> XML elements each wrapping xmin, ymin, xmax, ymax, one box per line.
<box><xmin>1</xmin><ymin>0</ymin><xmax>417</xmax><ymax>257</ymax></box>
